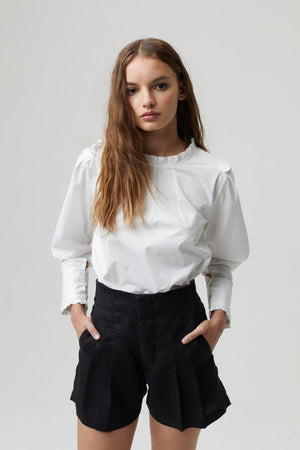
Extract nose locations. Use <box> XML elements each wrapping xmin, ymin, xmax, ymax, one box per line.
<box><xmin>142</xmin><ymin>89</ymin><xmax>156</xmax><ymax>108</ymax></box>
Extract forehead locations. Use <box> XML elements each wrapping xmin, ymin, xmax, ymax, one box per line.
<box><xmin>125</xmin><ymin>56</ymin><xmax>176</xmax><ymax>82</ymax></box>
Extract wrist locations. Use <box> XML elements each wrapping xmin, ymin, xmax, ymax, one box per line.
<box><xmin>70</xmin><ymin>303</ymin><xmax>86</xmax><ymax>316</ymax></box>
<box><xmin>210</xmin><ymin>309</ymin><xmax>227</xmax><ymax>326</ymax></box>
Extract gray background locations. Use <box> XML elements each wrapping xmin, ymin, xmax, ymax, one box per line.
<box><xmin>1</xmin><ymin>0</ymin><xmax>299</xmax><ymax>448</ymax></box>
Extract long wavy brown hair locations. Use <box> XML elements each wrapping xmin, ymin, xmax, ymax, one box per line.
<box><xmin>91</xmin><ymin>38</ymin><xmax>209</xmax><ymax>235</ymax></box>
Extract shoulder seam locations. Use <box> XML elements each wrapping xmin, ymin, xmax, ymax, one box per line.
<box><xmin>75</xmin><ymin>139</ymin><xmax>103</xmax><ymax>167</ymax></box>
<box><xmin>219</xmin><ymin>159</ymin><xmax>231</xmax><ymax>172</ymax></box>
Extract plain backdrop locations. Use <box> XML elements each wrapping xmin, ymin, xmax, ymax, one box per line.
<box><xmin>1</xmin><ymin>0</ymin><xmax>299</xmax><ymax>449</ymax></box>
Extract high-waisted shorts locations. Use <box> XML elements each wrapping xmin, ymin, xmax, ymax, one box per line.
<box><xmin>70</xmin><ymin>279</ymin><xmax>231</xmax><ymax>432</ymax></box>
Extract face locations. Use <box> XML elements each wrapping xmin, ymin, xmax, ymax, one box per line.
<box><xmin>125</xmin><ymin>55</ymin><xmax>185</xmax><ymax>133</ymax></box>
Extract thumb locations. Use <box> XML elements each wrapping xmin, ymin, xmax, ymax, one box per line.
<box><xmin>87</xmin><ymin>320</ymin><xmax>101</xmax><ymax>340</ymax></box>
<box><xmin>181</xmin><ymin>319</ymin><xmax>209</xmax><ymax>344</ymax></box>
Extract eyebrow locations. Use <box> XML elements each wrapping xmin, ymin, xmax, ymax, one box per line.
<box><xmin>125</xmin><ymin>75</ymin><xmax>172</xmax><ymax>86</ymax></box>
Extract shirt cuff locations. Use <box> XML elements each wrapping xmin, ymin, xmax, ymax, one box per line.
<box><xmin>202</xmin><ymin>269</ymin><xmax>233</xmax><ymax>329</ymax></box>
<box><xmin>61</xmin><ymin>301</ymin><xmax>88</xmax><ymax>315</ymax></box>
<box><xmin>60</xmin><ymin>258</ymin><xmax>89</xmax><ymax>315</ymax></box>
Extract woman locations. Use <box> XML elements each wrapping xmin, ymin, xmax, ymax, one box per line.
<box><xmin>51</xmin><ymin>38</ymin><xmax>250</xmax><ymax>450</ymax></box>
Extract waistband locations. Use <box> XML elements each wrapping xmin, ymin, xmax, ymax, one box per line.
<box><xmin>95</xmin><ymin>279</ymin><xmax>196</xmax><ymax>301</ymax></box>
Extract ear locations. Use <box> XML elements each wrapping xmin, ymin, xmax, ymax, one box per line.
<box><xmin>178</xmin><ymin>82</ymin><xmax>186</xmax><ymax>101</ymax></box>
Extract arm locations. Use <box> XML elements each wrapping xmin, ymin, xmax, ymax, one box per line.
<box><xmin>202</xmin><ymin>164</ymin><xmax>250</xmax><ymax>329</ymax></box>
<box><xmin>50</xmin><ymin>146</ymin><xmax>98</xmax><ymax>315</ymax></box>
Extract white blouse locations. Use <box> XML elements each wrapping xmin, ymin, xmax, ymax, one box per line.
<box><xmin>50</xmin><ymin>137</ymin><xmax>250</xmax><ymax>329</ymax></box>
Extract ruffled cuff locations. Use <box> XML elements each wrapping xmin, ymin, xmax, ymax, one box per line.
<box><xmin>60</xmin><ymin>258</ymin><xmax>89</xmax><ymax>315</ymax></box>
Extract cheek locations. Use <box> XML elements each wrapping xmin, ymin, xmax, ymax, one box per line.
<box><xmin>127</xmin><ymin>97</ymin><xmax>137</xmax><ymax>112</ymax></box>
<box><xmin>161</xmin><ymin>92</ymin><xmax>178</xmax><ymax>109</ymax></box>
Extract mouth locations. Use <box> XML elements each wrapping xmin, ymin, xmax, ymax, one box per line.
<box><xmin>140</xmin><ymin>112</ymin><xmax>161</xmax><ymax>121</ymax></box>
<box><xmin>141</xmin><ymin>111</ymin><xmax>160</xmax><ymax>117</ymax></box>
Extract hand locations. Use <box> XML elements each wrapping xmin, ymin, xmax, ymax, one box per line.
<box><xmin>70</xmin><ymin>303</ymin><xmax>101</xmax><ymax>341</ymax></box>
<box><xmin>181</xmin><ymin>310</ymin><xmax>227</xmax><ymax>352</ymax></box>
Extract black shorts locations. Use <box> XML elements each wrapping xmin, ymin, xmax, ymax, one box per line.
<box><xmin>70</xmin><ymin>279</ymin><xmax>231</xmax><ymax>432</ymax></box>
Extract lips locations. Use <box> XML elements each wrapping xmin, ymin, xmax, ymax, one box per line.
<box><xmin>141</xmin><ymin>111</ymin><xmax>160</xmax><ymax>117</ymax></box>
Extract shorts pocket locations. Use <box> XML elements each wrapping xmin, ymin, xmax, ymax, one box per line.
<box><xmin>78</xmin><ymin>328</ymin><xmax>89</xmax><ymax>345</ymax></box>
<box><xmin>192</xmin><ymin>295</ymin><xmax>213</xmax><ymax>354</ymax></box>
<box><xmin>200</xmin><ymin>334</ymin><xmax>212</xmax><ymax>353</ymax></box>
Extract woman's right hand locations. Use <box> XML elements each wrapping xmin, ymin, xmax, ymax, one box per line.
<box><xmin>70</xmin><ymin>303</ymin><xmax>101</xmax><ymax>341</ymax></box>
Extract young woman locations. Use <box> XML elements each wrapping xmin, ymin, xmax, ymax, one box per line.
<box><xmin>51</xmin><ymin>38</ymin><xmax>250</xmax><ymax>450</ymax></box>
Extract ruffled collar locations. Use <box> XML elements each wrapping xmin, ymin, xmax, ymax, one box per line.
<box><xmin>143</xmin><ymin>138</ymin><xmax>198</xmax><ymax>166</ymax></box>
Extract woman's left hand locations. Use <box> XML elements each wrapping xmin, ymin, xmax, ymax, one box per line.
<box><xmin>181</xmin><ymin>310</ymin><xmax>227</xmax><ymax>352</ymax></box>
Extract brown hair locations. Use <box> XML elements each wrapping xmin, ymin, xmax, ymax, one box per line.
<box><xmin>91</xmin><ymin>37</ymin><xmax>209</xmax><ymax>235</ymax></box>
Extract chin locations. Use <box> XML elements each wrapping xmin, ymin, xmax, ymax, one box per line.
<box><xmin>138</xmin><ymin>121</ymin><xmax>166</xmax><ymax>133</ymax></box>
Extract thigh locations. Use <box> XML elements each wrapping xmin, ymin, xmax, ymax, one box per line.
<box><xmin>149</xmin><ymin>412</ymin><xmax>200</xmax><ymax>450</ymax></box>
<box><xmin>70</xmin><ymin>284</ymin><xmax>147</xmax><ymax>433</ymax></box>
<box><xmin>77</xmin><ymin>416</ymin><xmax>139</xmax><ymax>450</ymax></box>
<box><xmin>144</xmin><ymin>287</ymin><xmax>231</xmax><ymax>431</ymax></box>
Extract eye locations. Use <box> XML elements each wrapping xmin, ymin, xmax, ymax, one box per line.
<box><xmin>126</xmin><ymin>88</ymin><xmax>137</xmax><ymax>95</ymax></box>
<box><xmin>126</xmin><ymin>83</ymin><xmax>168</xmax><ymax>95</ymax></box>
<box><xmin>156</xmin><ymin>83</ymin><xmax>168</xmax><ymax>90</ymax></box>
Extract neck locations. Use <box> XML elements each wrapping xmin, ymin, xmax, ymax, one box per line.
<box><xmin>140</xmin><ymin>121</ymin><xmax>187</xmax><ymax>157</ymax></box>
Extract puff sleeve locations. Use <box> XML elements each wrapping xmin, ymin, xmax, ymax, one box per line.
<box><xmin>50</xmin><ymin>145</ymin><xmax>100</xmax><ymax>315</ymax></box>
<box><xmin>202</xmin><ymin>163</ymin><xmax>250</xmax><ymax>328</ymax></box>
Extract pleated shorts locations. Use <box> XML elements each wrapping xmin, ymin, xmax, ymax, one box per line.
<box><xmin>70</xmin><ymin>278</ymin><xmax>231</xmax><ymax>432</ymax></box>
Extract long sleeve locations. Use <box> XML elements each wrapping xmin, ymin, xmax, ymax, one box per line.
<box><xmin>50</xmin><ymin>145</ymin><xmax>99</xmax><ymax>315</ymax></box>
<box><xmin>202</xmin><ymin>163</ymin><xmax>250</xmax><ymax>329</ymax></box>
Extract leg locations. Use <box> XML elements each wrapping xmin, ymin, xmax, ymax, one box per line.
<box><xmin>149</xmin><ymin>412</ymin><xmax>201</xmax><ymax>450</ymax></box>
<box><xmin>77</xmin><ymin>415</ymin><xmax>139</xmax><ymax>450</ymax></box>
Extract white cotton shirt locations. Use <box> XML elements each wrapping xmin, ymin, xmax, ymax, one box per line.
<box><xmin>50</xmin><ymin>137</ymin><xmax>250</xmax><ymax>329</ymax></box>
